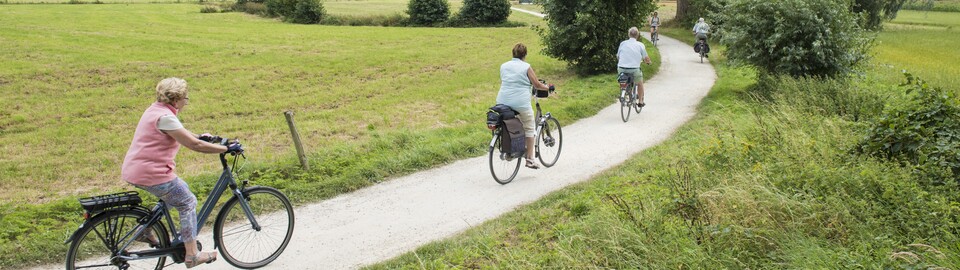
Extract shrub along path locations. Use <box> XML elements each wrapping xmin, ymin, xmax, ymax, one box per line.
<box><xmin>58</xmin><ymin>11</ymin><xmax>716</xmax><ymax>270</ymax></box>
<box><xmin>209</xmin><ymin>14</ymin><xmax>711</xmax><ymax>270</ymax></box>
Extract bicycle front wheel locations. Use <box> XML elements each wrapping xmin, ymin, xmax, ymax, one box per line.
<box><xmin>489</xmin><ymin>134</ymin><xmax>521</xmax><ymax>184</ymax></box>
<box><xmin>620</xmin><ymin>88</ymin><xmax>632</xmax><ymax>122</ymax></box>
<box><xmin>214</xmin><ymin>186</ymin><xmax>295</xmax><ymax>269</ymax></box>
<box><xmin>66</xmin><ymin>209</ymin><xmax>170</xmax><ymax>270</ymax></box>
<box><xmin>537</xmin><ymin>117</ymin><xmax>563</xmax><ymax>167</ymax></box>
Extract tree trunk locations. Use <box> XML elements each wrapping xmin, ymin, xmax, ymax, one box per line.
<box><xmin>676</xmin><ymin>0</ymin><xmax>691</xmax><ymax>23</ymax></box>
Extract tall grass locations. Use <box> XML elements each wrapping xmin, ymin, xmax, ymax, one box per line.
<box><xmin>370</xmin><ymin>25</ymin><xmax>960</xmax><ymax>269</ymax></box>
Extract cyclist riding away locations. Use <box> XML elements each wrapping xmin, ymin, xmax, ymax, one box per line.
<box><xmin>121</xmin><ymin>77</ymin><xmax>241</xmax><ymax>268</ymax></box>
<box><xmin>693</xmin><ymin>17</ymin><xmax>711</xmax><ymax>57</ymax></box>
<box><xmin>649</xmin><ymin>12</ymin><xmax>660</xmax><ymax>42</ymax></box>
<box><xmin>617</xmin><ymin>27</ymin><xmax>653</xmax><ymax>107</ymax></box>
<box><xmin>496</xmin><ymin>43</ymin><xmax>554</xmax><ymax>170</ymax></box>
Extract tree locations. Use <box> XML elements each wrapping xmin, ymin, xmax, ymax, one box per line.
<box><xmin>718</xmin><ymin>0</ymin><xmax>872</xmax><ymax>77</ymax></box>
<box><xmin>538</xmin><ymin>0</ymin><xmax>657</xmax><ymax>75</ymax></box>
<box><xmin>407</xmin><ymin>0</ymin><xmax>450</xmax><ymax>25</ymax></box>
<box><xmin>851</xmin><ymin>0</ymin><xmax>908</xmax><ymax>30</ymax></box>
<box><xmin>457</xmin><ymin>0</ymin><xmax>511</xmax><ymax>25</ymax></box>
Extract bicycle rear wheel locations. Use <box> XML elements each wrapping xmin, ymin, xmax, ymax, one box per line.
<box><xmin>66</xmin><ymin>209</ymin><xmax>170</xmax><ymax>270</ymax></box>
<box><xmin>620</xmin><ymin>88</ymin><xmax>632</xmax><ymax>122</ymax></box>
<box><xmin>214</xmin><ymin>186</ymin><xmax>295</xmax><ymax>269</ymax></box>
<box><xmin>489</xmin><ymin>133</ymin><xmax>521</xmax><ymax>184</ymax></box>
<box><xmin>537</xmin><ymin>117</ymin><xmax>563</xmax><ymax>167</ymax></box>
<box><xmin>634</xmin><ymin>89</ymin><xmax>643</xmax><ymax>114</ymax></box>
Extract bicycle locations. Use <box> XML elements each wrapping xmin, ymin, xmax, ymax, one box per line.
<box><xmin>650</xmin><ymin>29</ymin><xmax>659</xmax><ymax>47</ymax></box>
<box><xmin>488</xmin><ymin>83</ymin><xmax>563</xmax><ymax>184</ymax></box>
<box><xmin>65</xmin><ymin>139</ymin><xmax>295</xmax><ymax>269</ymax></box>
<box><xmin>618</xmin><ymin>72</ymin><xmax>643</xmax><ymax>122</ymax></box>
<box><xmin>696</xmin><ymin>39</ymin><xmax>707</xmax><ymax>63</ymax></box>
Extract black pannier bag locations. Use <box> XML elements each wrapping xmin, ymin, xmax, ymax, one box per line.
<box><xmin>487</xmin><ymin>104</ymin><xmax>517</xmax><ymax>127</ymax></box>
<box><xmin>500</xmin><ymin>118</ymin><xmax>526</xmax><ymax>157</ymax></box>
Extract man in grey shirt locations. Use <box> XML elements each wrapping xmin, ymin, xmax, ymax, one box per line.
<box><xmin>617</xmin><ymin>27</ymin><xmax>652</xmax><ymax>107</ymax></box>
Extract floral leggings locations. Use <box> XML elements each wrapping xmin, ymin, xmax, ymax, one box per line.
<box><xmin>134</xmin><ymin>178</ymin><xmax>198</xmax><ymax>243</ymax></box>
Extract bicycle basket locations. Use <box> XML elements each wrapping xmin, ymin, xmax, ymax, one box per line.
<box><xmin>78</xmin><ymin>191</ymin><xmax>142</xmax><ymax>213</ymax></box>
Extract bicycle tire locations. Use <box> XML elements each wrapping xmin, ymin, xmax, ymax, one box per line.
<box><xmin>66</xmin><ymin>209</ymin><xmax>170</xmax><ymax>270</ymax></box>
<box><xmin>214</xmin><ymin>186</ymin><xmax>295</xmax><ymax>269</ymax></box>
<box><xmin>620</xmin><ymin>87</ymin><xmax>632</xmax><ymax>122</ymax></box>
<box><xmin>536</xmin><ymin>117</ymin><xmax>563</xmax><ymax>167</ymax></box>
<box><xmin>489</xmin><ymin>133</ymin><xmax>521</xmax><ymax>184</ymax></box>
<box><xmin>634</xmin><ymin>89</ymin><xmax>643</xmax><ymax>114</ymax></box>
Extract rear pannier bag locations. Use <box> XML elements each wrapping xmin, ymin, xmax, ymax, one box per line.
<box><xmin>500</xmin><ymin>118</ymin><xmax>526</xmax><ymax>157</ymax></box>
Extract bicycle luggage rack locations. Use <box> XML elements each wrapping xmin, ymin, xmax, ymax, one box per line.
<box><xmin>78</xmin><ymin>191</ymin><xmax>142</xmax><ymax>213</ymax></box>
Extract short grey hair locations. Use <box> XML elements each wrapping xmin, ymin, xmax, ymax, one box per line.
<box><xmin>156</xmin><ymin>77</ymin><xmax>188</xmax><ymax>104</ymax></box>
<box><xmin>628</xmin><ymin>27</ymin><xmax>639</xmax><ymax>38</ymax></box>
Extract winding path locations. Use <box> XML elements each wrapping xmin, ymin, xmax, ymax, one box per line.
<box><xmin>46</xmin><ymin>9</ymin><xmax>717</xmax><ymax>270</ymax></box>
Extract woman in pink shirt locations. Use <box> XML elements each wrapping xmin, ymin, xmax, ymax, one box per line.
<box><xmin>121</xmin><ymin>77</ymin><xmax>238</xmax><ymax>268</ymax></box>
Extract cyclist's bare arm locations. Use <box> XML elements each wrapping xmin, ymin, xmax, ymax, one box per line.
<box><xmin>527</xmin><ymin>68</ymin><xmax>550</xmax><ymax>90</ymax></box>
<box><xmin>165</xmin><ymin>128</ymin><xmax>228</xmax><ymax>153</ymax></box>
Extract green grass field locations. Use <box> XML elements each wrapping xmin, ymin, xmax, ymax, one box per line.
<box><xmin>371</xmin><ymin>11</ymin><xmax>960</xmax><ymax>270</ymax></box>
<box><xmin>0</xmin><ymin>2</ymin><xmax>661</xmax><ymax>268</ymax></box>
<box><xmin>875</xmin><ymin>10</ymin><xmax>960</xmax><ymax>90</ymax></box>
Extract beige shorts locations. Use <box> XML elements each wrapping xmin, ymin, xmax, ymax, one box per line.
<box><xmin>517</xmin><ymin>108</ymin><xmax>536</xmax><ymax>137</ymax></box>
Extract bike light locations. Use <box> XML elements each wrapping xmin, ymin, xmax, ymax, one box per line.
<box><xmin>83</xmin><ymin>212</ymin><xmax>90</xmax><ymax>220</ymax></box>
<box><xmin>620</xmin><ymin>83</ymin><xmax>628</xmax><ymax>88</ymax></box>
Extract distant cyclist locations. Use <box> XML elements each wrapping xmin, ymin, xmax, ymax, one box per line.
<box><xmin>649</xmin><ymin>12</ymin><xmax>660</xmax><ymax>42</ymax></box>
<box><xmin>692</xmin><ymin>17</ymin><xmax>711</xmax><ymax>57</ymax></box>
<box><xmin>617</xmin><ymin>27</ymin><xmax>652</xmax><ymax>107</ymax></box>
<box><xmin>496</xmin><ymin>43</ymin><xmax>554</xmax><ymax>170</ymax></box>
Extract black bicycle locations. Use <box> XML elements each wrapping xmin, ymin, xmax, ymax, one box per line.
<box><xmin>696</xmin><ymin>39</ymin><xmax>707</xmax><ymax>63</ymax></box>
<box><xmin>488</xmin><ymin>84</ymin><xmax>563</xmax><ymax>184</ymax></box>
<box><xmin>618</xmin><ymin>72</ymin><xmax>642</xmax><ymax>122</ymax></box>
<box><xmin>65</xmin><ymin>139</ymin><xmax>295</xmax><ymax>269</ymax></box>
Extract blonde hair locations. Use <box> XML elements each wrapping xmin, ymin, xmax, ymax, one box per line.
<box><xmin>155</xmin><ymin>77</ymin><xmax>188</xmax><ymax>104</ymax></box>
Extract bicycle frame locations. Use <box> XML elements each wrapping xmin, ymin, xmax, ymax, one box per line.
<box><xmin>98</xmin><ymin>154</ymin><xmax>260</xmax><ymax>262</ymax></box>
<box><xmin>488</xmin><ymin>95</ymin><xmax>552</xmax><ymax>156</ymax></box>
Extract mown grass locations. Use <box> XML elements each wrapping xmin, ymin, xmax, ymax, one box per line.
<box><xmin>0</xmin><ymin>3</ymin><xmax>660</xmax><ymax>268</ymax></box>
<box><xmin>370</xmin><ymin>23</ymin><xmax>960</xmax><ymax>270</ymax></box>
<box><xmin>874</xmin><ymin>10</ymin><xmax>960</xmax><ymax>91</ymax></box>
<box><xmin>903</xmin><ymin>0</ymin><xmax>960</xmax><ymax>12</ymax></box>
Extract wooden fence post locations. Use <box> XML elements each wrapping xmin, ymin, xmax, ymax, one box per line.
<box><xmin>284</xmin><ymin>110</ymin><xmax>309</xmax><ymax>170</ymax></box>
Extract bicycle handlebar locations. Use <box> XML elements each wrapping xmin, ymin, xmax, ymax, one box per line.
<box><xmin>200</xmin><ymin>134</ymin><xmax>244</xmax><ymax>155</ymax></box>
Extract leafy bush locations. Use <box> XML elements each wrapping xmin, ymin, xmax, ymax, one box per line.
<box><xmin>265</xmin><ymin>0</ymin><xmax>325</xmax><ymax>24</ymax></box>
<box><xmin>407</xmin><ymin>0</ymin><xmax>450</xmax><ymax>26</ymax></box>
<box><xmin>537</xmin><ymin>0</ymin><xmax>656</xmax><ymax>75</ymax></box>
<box><xmin>200</xmin><ymin>5</ymin><xmax>220</xmax><ymax>13</ymax></box>
<box><xmin>851</xmin><ymin>0</ymin><xmax>908</xmax><ymax>30</ymax></box>
<box><xmin>288</xmin><ymin>0</ymin><xmax>325</xmax><ymax>24</ymax></box>
<box><xmin>718</xmin><ymin>0</ymin><xmax>872</xmax><ymax>78</ymax></box>
<box><xmin>456</xmin><ymin>0</ymin><xmax>511</xmax><ymax>25</ymax></box>
<box><xmin>857</xmin><ymin>72</ymin><xmax>960</xmax><ymax>184</ymax></box>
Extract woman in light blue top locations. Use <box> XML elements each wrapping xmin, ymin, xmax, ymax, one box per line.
<box><xmin>496</xmin><ymin>43</ymin><xmax>553</xmax><ymax>169</ymax></box>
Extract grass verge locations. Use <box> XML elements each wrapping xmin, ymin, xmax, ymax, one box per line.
<box><xmin>369</xmin><ymin>25</ymin><xmax>960</xmax><ymax>269</ymax></box>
